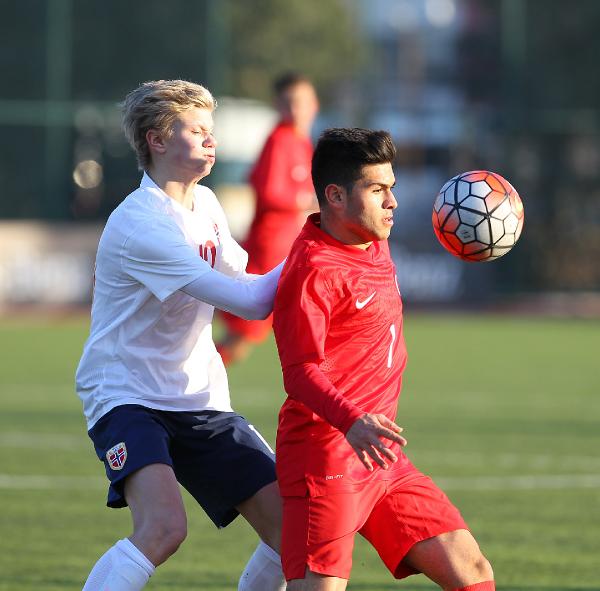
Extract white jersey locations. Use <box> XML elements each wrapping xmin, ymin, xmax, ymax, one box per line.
<box><xmin>76</xmin><ymin>173</ymin><xmax>248</xmax><ymax>429</ymax></box>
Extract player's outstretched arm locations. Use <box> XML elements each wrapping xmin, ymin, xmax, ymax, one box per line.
<box><xmin>345</xmin><ymin>414</ymin><xmax>407</xmax><ymax>472</ymax></box>
<box><xmin>181</xmin><ymin>261</ymin><xmax>284</xmax><ymax>320</ymax></box>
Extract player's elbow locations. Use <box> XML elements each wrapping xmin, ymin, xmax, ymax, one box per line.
<box><xmin>249</xmin><ymin>303</ymin><xmax>272</xmax><ymax>320</ymax></box>
<box><xmin>241</xmin><ymin>309</ymin><xmax>266</xmax><ymax>321</ymax></box>
<box><xmin>237</xmin><ymin>297</ymin><xmax>272</xmax><ymax>320</ymax></box>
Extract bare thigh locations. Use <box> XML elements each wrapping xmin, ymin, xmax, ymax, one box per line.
<box><xmin>125</xmin><ymin>463</ymin><xmax>188</xmax><ymax>566</ymax></box>
<box><xmin>402</xmin><ymin>529</ymin><xmax>493</xmax><ymax>590</ymax></box>
<box><xmin>236</xmin><ymin>480</ymin><xmax>283</xmax><ymax>552</ymax></box>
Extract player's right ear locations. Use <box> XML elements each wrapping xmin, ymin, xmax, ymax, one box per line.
<box><xmin>323</xmin><ymin>183</ymin><xmax>345</xmax><ymax>209</ymax></box>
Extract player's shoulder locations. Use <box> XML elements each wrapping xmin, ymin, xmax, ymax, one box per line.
<box><xmin>282</xmin><ymin>235</ymin><xmax>340</xmax><ymax>288</ymax></box>
<box><xmin>110</xmin><ymin>184</ymin><xmax>168</xmax><ymax>221</ymax></box>
<box><xmin>100</xmin><ymin>186</ymin><xmax>178</xmax><ymax>248</ymax></box>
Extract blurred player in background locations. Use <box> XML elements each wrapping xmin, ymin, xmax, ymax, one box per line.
<box><xmin>273</xmin><ymin>128</ymin><xmax>495</xmax><ymax>591</ymax></box>
<box><xmin>218</xmin><ymin>72</ymin><xmax>319</xmax><ymax>365</ymax></box>
<box><xmin>76</xmin><ymin>80</ymin><xmax>285</xmax><ymax>591</ymax></box>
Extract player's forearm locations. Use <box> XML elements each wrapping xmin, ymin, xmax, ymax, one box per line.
<box><xmin>282</xmin><ymin>361</ymin><xmax>364</xmax><ymax>433</ymax></box>
<box><xmin>181</xmin><ymin>262</ymin><xmax>283</xmax><ymax>320</ymax></box>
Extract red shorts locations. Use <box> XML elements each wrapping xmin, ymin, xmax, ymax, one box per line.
<box><xmin>281</xmin><ymin>471</ymin><xmax>468</xmax><ymax>581</ymax></box>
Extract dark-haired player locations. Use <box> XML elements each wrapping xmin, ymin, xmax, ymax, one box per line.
<box><xmin>273</xmin><ymin>128</ymin><xmax>495</xmax><ymax>591</ymax></box>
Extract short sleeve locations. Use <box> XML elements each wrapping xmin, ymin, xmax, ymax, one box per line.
<box><xmin>273</xmin><ymin>264</ymin><xmax>332</xmax><ymax>367</ymax></box>
<box><xmin>215</xmin><ymin>236</ymin><xmax>249</xmax><ymax>278</ymax></box>
<box><xmin>122</xmin><ymin>218</ymin><xmax>211</xmax><ymax>302</ymax></box>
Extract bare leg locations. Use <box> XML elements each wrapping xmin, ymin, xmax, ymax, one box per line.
<box><xmin>287</xmin><ymin>568</ymin><xmax>348</xmax><ymax>591</ymax></box>
<box><xmin>236</xmin><ymin>480</ymin><xmax>282</xmax><ymax>551</ymax></box>
<box><xmin>402</xmin><ymin>529</ymin><xmax>494</xmax><ymax>591</ymax></box>
<box><xmin>82</xmin><ymin>464</ymin><xmax>186</xmax><ymax>590</ymax></box>
<box><xmin>125</xmin><ymin>463</ymin><xmax>188</xmax><ymax>566</ymax></box>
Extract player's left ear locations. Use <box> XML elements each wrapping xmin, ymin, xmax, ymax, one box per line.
<box><xmin>146</xmin><ymin>129</ymin><xmax>167</xmax><ymax>156</ymax></box>
<box><xmin>323</xmin><ymin>183</ymin><xmax>346</xmax><ymax>209</ymax></box>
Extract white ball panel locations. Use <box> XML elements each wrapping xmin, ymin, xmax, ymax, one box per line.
<box><xmin>456</xmin><ymin>224</ymin><xmax>475</xmax><ymax>243</ymax></box>
<box><xmin>495</xmin><ymin>233</ymin><xmax>516</xmax><ymax>247</ymax></box>
<box><xmin>491</xmin><ymin>198</ymin><xmax>512</xmax><ymax>220</ymax></box>
<box><xmin>470</xmin><ymin>180</ymin><xmax>492</xmax><ymax>198</ymax></box>
<box><xmin>504</xmin><ymin>213</ymin><xmax>519</xmax><ymax>233</ymax></box>
<box><xmin>444</xmin><ymin>186</ymin><xmax>456</xmax><ymax>205</ymax></box>
<box><xmin>489</xmin><ymin>217</ymin><xmax>505</xmax><ymax>241</ymax></box>
<box><xmin>434</xmin><ymin>192</ymin><xmax>444</xmax><ymax>212</ymax></box>
<box><xmin>458</xmin><ymin>208</ymin><xmax>485</xmax><ymax>226</ymax></box>
<box><xmin>475</xmin><ymin>220</ymin><xmax>491</xmax><ymax>244</ymax></box>
<box><xmin>457</xmin><ymin>180</ymin><xmax>470</xmax><ymax>202</ymax></box>
<box><xmin>460</xmin><ymin>195</ymin><xmax>487</xmax><ymax>213</ymax></box>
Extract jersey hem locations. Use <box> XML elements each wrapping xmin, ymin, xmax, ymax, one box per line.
<box><xmin>84</xmin><ymin>397</ymin><xmax>234</xmax><ymax>431</ymax></box>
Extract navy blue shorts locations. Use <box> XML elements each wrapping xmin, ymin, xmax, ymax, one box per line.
<box><xmin>88</xmin><ymin>404</ymin><xmax>276</xmax><ymax>527</ymax></box>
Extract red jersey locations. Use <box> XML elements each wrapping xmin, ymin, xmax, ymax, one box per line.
<box><xmin>273</xmin><ymin>214</ymin><xmax>410</xmax><ymax>497</ymax></box>
<box><xmin>243</xmin><ymin>122</ymin><xmax>314</xmax><ymax>272</ymax></box>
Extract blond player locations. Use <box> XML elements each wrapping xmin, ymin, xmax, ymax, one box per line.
<box><xmin>76</xmin><ymin>80</ymin><xmax>285</xmax><ymax>591</ymax></box>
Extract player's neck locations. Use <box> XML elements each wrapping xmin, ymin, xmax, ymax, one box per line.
<box><xmin>320</xmin><ymin>213</ymin><xmax>372</xmax><ymax>250</ymax></box>
<box><xmin>146</xmin><ymin>168</ymin><xmax>198</xmax><ymax>211</ymax></box>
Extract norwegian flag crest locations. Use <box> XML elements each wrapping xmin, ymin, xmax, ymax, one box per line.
<box><xmin>106</xmin><ymin>442</ymin><xmax>127</xmax><ymax>471</ymax></box>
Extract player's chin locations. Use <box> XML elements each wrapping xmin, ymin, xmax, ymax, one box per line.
<box><xmin>378</xmin><ymin>226</ymin><xmax>393</xmax><ymax>240</ymax></box>
<box><xmin>196</xmin><ymin>161</ymin><xmax>215</xmax><ymax>178</ymax></box>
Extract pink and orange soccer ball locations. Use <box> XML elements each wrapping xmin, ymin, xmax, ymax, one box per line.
<box><xmin>432</xmin><ymin>170</ymin><xmax>524</xmax><ymax>262</ymax></box>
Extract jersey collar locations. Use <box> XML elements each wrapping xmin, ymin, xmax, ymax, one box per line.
<box><xmin>139</xmin><ymin>172</ymin><xmax>197</xmax><ymax>215</ymax></box>
<box><xmin>303</xmin><ymin>213</ymin><xmax>381</xmax><ymax>261</ymax></box>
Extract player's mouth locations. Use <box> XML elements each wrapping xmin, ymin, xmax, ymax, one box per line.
<box><xmin>205</xmin><ymin>154</ymin><xmax>216</xmax><ymax>163</ymax></box>
<box><xmin>383</xmin><ymin>215</ymin><xmax>394</xmax><ymax>226</ymax></box>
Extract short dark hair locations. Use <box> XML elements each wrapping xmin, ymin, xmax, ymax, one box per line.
<box><xmin>311</xmin><ymin>128</ymin><xmax>396</xmax><ymax>207</ymax></box>
<box><xmin>272</xmin><ymin>71</ymin><xmax>311</xmax><ymax>97</ymax></box>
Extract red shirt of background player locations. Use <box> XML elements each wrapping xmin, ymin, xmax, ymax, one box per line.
<box><xmin>244</xmin><ymin>121</ymin><xmax>314</xmax><ymax>272</ymax></box>
<box><xmin>220</xmin><ymin>122</ymin><xmax>314</xmax><ymax>344</ymax></box>
<box><xmin>273</xmin><ymin>213</ymin><xmax>411</xmax><ymax>498</ymax></box>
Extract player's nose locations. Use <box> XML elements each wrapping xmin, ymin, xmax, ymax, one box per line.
<box><xmin>385</xmin><ymin>189</ymin><xmax>397</xmax><ymax>209</ymax></box>
<box><xmin>204</xmin><ymin>133</ymin><xmax>217</xmax><ymax>148</ymax></box>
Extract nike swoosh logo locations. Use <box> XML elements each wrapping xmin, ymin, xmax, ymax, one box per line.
<box><xmin>355</xmin><ymin>292</ymin><xmax>376</xmax><ymax>309</ymax></box>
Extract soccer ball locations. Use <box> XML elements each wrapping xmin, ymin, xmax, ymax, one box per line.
<box><xmin>431</xmin><ymin>170</ymin><xmax>524</xmax><ymax>262</ymax></box>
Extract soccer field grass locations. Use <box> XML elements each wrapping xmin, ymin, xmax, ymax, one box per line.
<box><xmin>0</xmin><ymin>313</ymin><xmax>598</xmax><ymax>590</ymax></box>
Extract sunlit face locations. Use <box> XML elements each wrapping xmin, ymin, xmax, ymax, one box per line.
<box><xmin>160</xmin><ymin>107</ymin><xmax>217</xmax><ymax>180</ymax></box>
<box><xmin>337</xmin><ymin>162</ymin><xmax>397</xmax><ymax>248</ymax></box>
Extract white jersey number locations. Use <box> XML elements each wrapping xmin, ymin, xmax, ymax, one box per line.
<box><xmin>387</xmin><ymin>323</ymin><xmax>396</xmax><ymax>368</ymax></box>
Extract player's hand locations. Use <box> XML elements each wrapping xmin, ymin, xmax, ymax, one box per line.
<box><xmin>345</xmin><ymin>413</ymin><xmax>407</xmax><ymax>472</ymax></box>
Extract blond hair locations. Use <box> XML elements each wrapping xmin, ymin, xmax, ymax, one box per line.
<box><xmin>121</xmin><ymin>79</ymin><xmax>217</xmax><ymax>170</ymax></box>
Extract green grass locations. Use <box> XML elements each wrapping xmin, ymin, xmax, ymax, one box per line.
<box><xmin>0</xmin><ymin>314</ymin><xmax>598</xmax><ymax>590</ymax></box>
